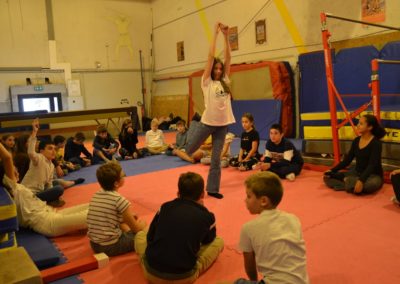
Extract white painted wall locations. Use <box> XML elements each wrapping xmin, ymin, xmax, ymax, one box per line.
<box><xmin>151</xmin><ymin>0</ymin><xmax>400</xmax><ymax>96</ymax></box>
<box><xmin>1</xmin><ymin>0</ymin><xmax>399</xmax><ymax>113</ymax></box>
<box><xmin>0</xmin><ymin>0</ymin><xmax>49</xmax><ymax>67</ymax></box>
<box><xmin>0</xmin><ymin>0</ymin><xmax>152</xmax><ymax>116</ymax></box>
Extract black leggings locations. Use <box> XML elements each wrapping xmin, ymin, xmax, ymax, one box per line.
<box><xmin>323</xmin><ymin>171</ymin><xmax>383</xmax><ymax>194</ymax></box>
<box><xmin>229</xmin><ymin>154</ymin><xmax>259</xmax><ymax>171</ymax></box>
<box><xmin>269</xmin><ymin>163</ymin><xmax>302</xmax><ymax>178</ymax></box>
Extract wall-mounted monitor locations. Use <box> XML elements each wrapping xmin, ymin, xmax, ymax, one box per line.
<box><xmin>18</xmin><ymin>93</ymin><xmax>62</xmax><ymax>112</ymax></box>
<box><xmin>9</xmin><ymin>84</ymin><xmax>68</xmax><ymax>112</ymax></box>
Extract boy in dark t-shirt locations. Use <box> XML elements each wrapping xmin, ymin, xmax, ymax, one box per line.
<box><xmin>92</xmin><ymin>125</ymin><xmax>120</xmax><ymax>164</ymax></box>
<box><xmin>64</xmin><ymin>132</ymin><xmax>92</xmax><ymax>167</ymax></box>
<box><xmin>259</xmin><ymin>124</ymin><xmax>303</xmax><ymax>181</ymax></box>
<box><xmin>134</xmin><ymin>172</ymin><xmax>224</xmax><ymax>282</ymax></box>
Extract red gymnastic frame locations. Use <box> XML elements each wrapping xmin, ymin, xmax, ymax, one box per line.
<box><xmin>320</xmin><ymin>12</ymin><xmax>400</xmax><ymax>164</ymax></box>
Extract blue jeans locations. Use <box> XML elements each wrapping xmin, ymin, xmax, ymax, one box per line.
<box><xmin>36</xmin><ymin>184</ymin><xmax>64</xmax><ymax>202</ymax></box>
<box><xmin>185</xmin><ymin>121</ymin><xmax>227</xmax><ymax>193</ymax></box>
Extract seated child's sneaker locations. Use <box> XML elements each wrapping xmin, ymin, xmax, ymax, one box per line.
<box><xmin>391</xmin><ymin>196</ymin><xmax>400</xmax><ymax>206</ymax></box>
<box><xmin>285</xmin><ymin>173</ymin><xmax>296</xmax><ymax>181</ymax></box>
<box><xmin>252</xmin><ymin>163</ymin><xmax>261</xmax><ymax>170</ymax></box>
<box><xmin>238</xmin><ymin>164</ymin><xmax>248</xmax><ymax>172</ymax></box>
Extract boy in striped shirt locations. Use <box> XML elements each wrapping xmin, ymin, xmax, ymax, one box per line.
<box><xmin>87</xmin><ymin>163</ymin><xmax>146</xmax><ymax>256</ymax></box>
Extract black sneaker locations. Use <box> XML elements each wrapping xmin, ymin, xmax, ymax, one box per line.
<box><xmin>208</xmin><ymin>192</ymin><xmax>223</xmax><ymax>199</ymax></box>
<box><xmin>74</xmin><ymin>178</ymin><xmax>85</xmax><ymax>185</ymax></box>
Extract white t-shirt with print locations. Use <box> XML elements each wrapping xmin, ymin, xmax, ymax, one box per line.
<box><xmin>200</xmin><ymin>74</ymin><xmax>235</xmax><ymax>126</ymax></box>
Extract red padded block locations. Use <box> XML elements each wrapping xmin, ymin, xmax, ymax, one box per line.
<box><xmin>41</xmin><ymin>255</ymin><xmax>99</xmax><ymax>283</ymax></box>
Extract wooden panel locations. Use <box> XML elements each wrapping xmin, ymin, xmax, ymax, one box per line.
<box><xmin>151</xmin><ymin>95</ymin><xmax>188</xmax><ymax>122</ymax></box>
<box><xmin>0</xmin><ymin>107</ymin><xmax>136</xmax><ymax>128</ymax></box>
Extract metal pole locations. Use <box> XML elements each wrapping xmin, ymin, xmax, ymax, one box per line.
<box><xmin>321</xmin><ymin>12</ymin><xmax>340</xmax><ymax>164</ymax></box>
<box><xmin>325</xmin><ymin>13</ymin><xmax>400</xmax><ymax>31</ymax></box>
<box><xmin>377</xmin><ymin>59</ymin><xmax>400</xmax><ymax>64</ymax></box>
<box><xmin>371</xmin><ymin>59</ymin><xmax>381</xmax><ymax>122</ymax></box>
<box><xmin>139</xmin><ymin>50</ymin><xmax>146</xmax><ymax>118</ymax></box>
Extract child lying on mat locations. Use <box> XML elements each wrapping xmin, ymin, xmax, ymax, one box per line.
<box><xmin>134</xmin><ymin>172</ymin><xmax>224</xmax><ymax>283</ymax></box>
<box><xmin>87</xmin><ymin>162</ymin><xmax>146</xmax><ymax>257</ymax></box>
<box><xmin>234</xmin><ymin>172</ymin><xmax>309</xmax><ymax>284</ymax></box>
<box><xmin>0</xmin><ymin>143</ymin><xmax>89</xmax><ymax>237</ymax></box>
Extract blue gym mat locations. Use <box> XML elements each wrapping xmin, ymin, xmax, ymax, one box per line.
<box><xmin>66</xmin><ymin>137</ymin><xmax>304</xmax><ymax>186</ymax></box>
<box><xmin>65</xmin><ymin>154</ymin><xmax>191</xmax><ymax>184</ymax></box>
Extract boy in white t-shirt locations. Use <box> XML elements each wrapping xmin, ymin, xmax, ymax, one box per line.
<box><xmin>145</xmin><ymin>118</ymin><xmax>168</xmax><ymax>155</ymax></box>
<box><xmin>235</xmin><ymin>171</ymin><xmax>309</xmax><ymax>284</ymax></box>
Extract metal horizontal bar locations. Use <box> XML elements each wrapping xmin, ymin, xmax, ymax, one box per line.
<box><xmin>326</xmin><ymin>13</ymin><xmax>400</xmax><ymax>31</ymax></box>
<box><xmin>377</xmin><ymin>59</ymin><xmax>400</xmax><ymax>64</ymax></box>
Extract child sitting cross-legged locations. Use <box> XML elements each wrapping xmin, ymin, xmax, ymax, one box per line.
<box><xmin>258</xmin><ymin>124</ymin><xmax>303</xmax><ymax>181</ymax></box>
<box><xmin>93</xmin><ymin>125</ymin><xmax>120</xmax><ymax>164</ymax></box>
<box><xmin>234</xmin><ymin>171</ymin><xmax>309</xmax><ymax>284</ymax></box>
<box><xmin>134</xmin><ymin>172</ymin><xmax>224</xmax><ymax>283</ymax></box>
<box><xmin>145</xmin><ymin>118</ymin><xmax>169</xmax><ymax>155</ymax></box>
<box><xmin>64</xmin><ymin>132</ymin><xmax>92</xmax><ymax>168</ymax></box>
<box><xmin>165</xmin><ymin>119</ymin><xmax>188</xmax><ymax>156</ymax></box>
<box><xmin>87</xmin><ymin>162</ymin><xmax>147</xmax><ymax>257</ymax></box>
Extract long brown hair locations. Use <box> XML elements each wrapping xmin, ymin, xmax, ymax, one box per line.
<box><xmin>211</xmin><ymin>58</ymin><xmax>231</xmax><ymax>95</ymax></box>
<box><xmin>120</xmin><ymin>119</ymin><xmax>133</xmax><ymax>139</ymax></box>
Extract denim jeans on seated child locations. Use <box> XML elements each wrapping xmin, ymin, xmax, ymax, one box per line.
<box><xmin>36</xmin><ymin>184</ymin><xmax>64</xmax><ymax>203</ymax></box>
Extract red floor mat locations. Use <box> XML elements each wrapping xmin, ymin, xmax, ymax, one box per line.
<box><xmin>53</xmin><ymin>168</ymin><xmax>400</xmax><ymax>283</ymax></box>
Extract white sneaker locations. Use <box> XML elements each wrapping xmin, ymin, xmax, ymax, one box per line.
<box><xmin>391</xmin><ymin>196</ymin><xmax>400</xmax><ymax>206</ymax></box>
<box><xmin>285</xmin><ymin>173</ymin><xmax>295</xmax><ymax>181</ymax></box>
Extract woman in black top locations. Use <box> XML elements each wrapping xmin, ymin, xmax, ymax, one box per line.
<box><xmin>323</xmin><ymin>114</ymin><xmax>385</xmax><ymax>194</ymax></box>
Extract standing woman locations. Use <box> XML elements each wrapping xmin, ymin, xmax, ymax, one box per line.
<box><xmin>185</xmin><ymin>22</ymin><xmax>235</xmax><ymax>199</ymax></box>
<box><xmin>323</xmin><ymin>114</ymin><xmax>385</xmax><ymax>194</ymax></box>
